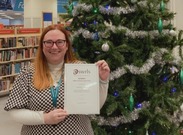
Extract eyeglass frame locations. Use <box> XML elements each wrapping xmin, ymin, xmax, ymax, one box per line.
<box><xmin>43</xmin><ymin>39</ymin><xmax>66</xmax><ymax>48</ymax></box>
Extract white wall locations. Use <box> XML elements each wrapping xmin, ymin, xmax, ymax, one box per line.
<box><xmin>24</xmin><ymin>0</ymin><xmax>58</xmax><ymax>28</ymax></box>
<box><xmin>169</xmin><ymin>0</ymin><xmax>183</xmax><ymax>31</ymax></box>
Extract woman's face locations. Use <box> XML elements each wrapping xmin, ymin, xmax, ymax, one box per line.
<box><xmin>43</xmin><ymin>29</ymin><xmax>68</xmax><ymax>65</ymax></box>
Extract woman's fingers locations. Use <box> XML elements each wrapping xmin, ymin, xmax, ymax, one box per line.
<box><xmin>44</xmin><ymin>108</ymin><xmax>68</xmax><ymax>125</ymax></box>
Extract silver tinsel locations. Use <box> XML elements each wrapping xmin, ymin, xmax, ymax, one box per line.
<box><xmin>73</xmin><ymin>26</ymin><xmax>170</xmax><ymax>40</ymax></box>
<box><xmin>109</xmin><ymin>48</ymin><xmax>168</xmax><ymax>80</ymax></box>
<box><xmin>72</xmin><ymin>1</ymin><xmax>161</xmax><ymax>17</ymax></box>
<box><xmin>82</xmin><ymin>30</ymin><xmax>92</xmax><ymax>39</ymax></box>
<box><xmin>99</xmin><ymin>5</ymin><xmax>135</xmax><ymax>15</ymax></box>
<box><xmin>72</xmin><ymin>4</ymin><xmax>92</xmax><ymax>16</ymax></box>
<box><xmin>90</xmin><ymin>101</ymin><xmax>183</xmax><ymax>126</ymax></box>
<box><xmin>90</xmin><ymin>101</ymin><xmax>150</xmax><ymax>126</ymax></box>
<box><xmin>72</xmin><ymin>4</ymin><xmax>136</xmax><ymax>17</ymax></box>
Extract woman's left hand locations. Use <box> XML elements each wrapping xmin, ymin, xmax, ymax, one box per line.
<box><xmin>96</xmin><ymin>60</ymin><xmax>110</xmax><ymax>81</ymax></box>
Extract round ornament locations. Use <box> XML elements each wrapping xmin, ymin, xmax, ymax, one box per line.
<box><xmin>93</xmin><ymin>32</ymin><xmax>99</xmax><ymax>40</ymax></box>
<box><xmin>101</xmin><ymin>43</ymin><xmax>109</xmax><ymax>52</ymax></box>
<box><xmin>82</xmin><ymin>30</ymin><xmax>90</xmax><ymax>38</ymax></box>
<box><xmin>169</xmin><ymin>29</ymin><xmax>177</xmax><ymax>36</ymax></box>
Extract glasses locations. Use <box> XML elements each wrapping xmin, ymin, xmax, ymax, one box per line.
<box><xmin>43</xmin><ymin>39</ymin><xmax>66</xmax><ymax>48</ymax></box>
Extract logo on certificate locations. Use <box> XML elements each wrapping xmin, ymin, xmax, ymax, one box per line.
<box><xmin>73</xmin><ymin>69</ymin><xmax>91</xmax><ymax>75</ymax></box>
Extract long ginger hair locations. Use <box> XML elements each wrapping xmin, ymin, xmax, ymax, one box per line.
<box><xmin>33</xmin><ymin>24</ymin><xmax>77</xmax><ymax>90</ymax></box>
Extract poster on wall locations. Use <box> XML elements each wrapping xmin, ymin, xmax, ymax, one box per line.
<box><xmin>57</xmin><ymin>0</ymin><xmax>78</xmax><ymax>14</ymax></box>
<box><xmin>13</xmin><ymin>0</ymin><xmax>23</xmax><ymax>11</ymax></box>
<box><xmin>0</xmin><ymin>0</ymin><xmax>23</xmax><ymax>11</ymax></box>
<box><xmin>0</xmin><ymin>0</ymin><xmax>13</xmax><ymax>10</ymax></box>
<box><xmin>57</xmin><ymin>0</ymin><xmax>68</xmax><ymax>13</ymax></box>
<box><xmin>42</xmin><ymin>12</ymin><xmax>53</xmax><ymax>28</ymax></box>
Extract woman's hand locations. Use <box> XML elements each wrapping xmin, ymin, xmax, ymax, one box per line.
<box><xmin>96</xmin><ymin>60</ymin><xmax>110</xmax><ymax>81</ymax></box>
<box><xmin>44</xmin><ymin>108</ymin><xmax>68</xmax><ymax>125</ymax></box>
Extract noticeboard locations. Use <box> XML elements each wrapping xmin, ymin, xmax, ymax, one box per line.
<box><xmin>42</xmin><ymin>12</ymin><xmax>53</xmax><ymax>28</ymax></box>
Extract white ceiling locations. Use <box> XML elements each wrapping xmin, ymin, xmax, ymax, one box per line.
<box><xmin>0</xmin><ymin>10</ymin><xmax>23</xmax><ymax>20</ymax></box>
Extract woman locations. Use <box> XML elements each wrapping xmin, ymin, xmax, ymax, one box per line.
<box><xmin>4</xmin><ymin>24</ymin><xmax>110</xmax><ymax>135</ymax></box>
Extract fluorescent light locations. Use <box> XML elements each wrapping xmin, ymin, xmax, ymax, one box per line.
<box><xmin>7</xmin><ymin>17</ymin><xmax>14</xmax><ymax>19</ymax></box>
<box><xmin>1</xmin><ymin>15</ymin><xmax>14</xmax><ymax>19</ymax></box>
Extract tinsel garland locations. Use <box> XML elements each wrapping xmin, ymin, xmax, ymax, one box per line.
<box><xmin>73</xmin><ymin>26</ymin><xmax>170</xmax><ymax>40</ymax></box>
<box><xmin>109</xmin><ymin>48</ymin><xmax>168</xmax><ymax>80</ymax></box>
<box><xmin>72</xmin><ymin>4</ymin><xmax>136</xmax><ymax>16</ymax></box>
<box><xmin>90</xmin><ymin>101</ymin><xmax>150</xmax><ymax>126</ymax></box>
<box><xmin>90</xmin><ymin>101</ymin><xmax>183</xmax><ymax>126</ymax></box>
<box><xmin>92</xmin><ymin>47</ymin><xmax>183</xmax><ymax>126</ymax></box>
<box><xmin>72</xmin><ymin>1</ymin><xmax>156</xmax><ymax>17</ymax></box>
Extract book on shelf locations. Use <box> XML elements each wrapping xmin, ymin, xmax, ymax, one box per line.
<box><xmin>16</xmin><ymin>49</ymin><xmax>23</xmax><ymax>59</ymax></box>
<box><xmin>12</xmin><ymin>61</ymin><xmax>31</xmax><ymax>74</ymax></box>
<box><xmin>8</xmin><ymin>37</ymin><xmax>16</xmax><ymax>48</ymax></box>
<box><xmin>30</xmin><ymin>48</ymin><xmax>37</xmax><ymax>57</ymax></box>
<box><xmin>24</xmin><ymin>48</ymin><xmax>30</xmax><ymax>58</ymax></box>
<box><xmin>0</xmin><ymin>36</ymin><xmax>39</xmax><ymax>49</ymax></box>
<box><xmin>14</xmin><ymin>63</ymin><xmax>21</xmax><ymax>73</ymax></box>
<box><xmin>10</xmin><ymin>50</ymin><xmax>16</xmax><ymax>60</ymax></box>
<box><xmin>0</xmin><ymin>38</ymin><xmax>3</xmax><ymax>48</ymax></box>
<box><xmin>0</xmin><ymin>38</ymin><xmax>7</xmax><ymax>48</ymax></box>
<box><xmin>0</xmin><ymin>65</ymin><xmax>3</xmax><ymax>76</ymax></box>
<box><xmin>0</xmin><ymin>62</ymin><xmax>31</xmax><ymax>76</ymax></box>
<box><xmin>0</xmin><ymin>77</ymin><xmax>14</xmax><ymax>91</ymax></box>
<box><xmin>0</xmin><ymin>37</ymin><xmax>16</xmax><ymax>48</ymax></box>
<box><xmin>0</xmin><ymin>80</ymin><xmax>1</xmax><ymax>91</ymax></box>
<box><xmin>17</xmin><ymin>36</ymin><xmax>40</xmax><ymax>47</ymax></box>
<box><xmin>0</xmin><ymin>79</ymin><xmax>10</xmax><ymax>91</ymax></box>
<box><xmin>0</xmin><ymin>49</ymin><xmax>37</xmax><ymax>62</ymax></box>
<box><xmin>0</xmin><ymin>64</ymin><xmax>12</xmax><ymax>76</ymax></box>
<box><xmin>0</xmin><ymin>52</ymin><xmax>1</xmax><ymax>61</ymax></box>
<box><xmin>0</xmin><ymin>28</ymin><xmax>40</xmax><ymax>94</ymax></box>
<box><xmin>17</xmin><ymin>37</ymin><xmax>25</xmax><ymax>47</ymax></box>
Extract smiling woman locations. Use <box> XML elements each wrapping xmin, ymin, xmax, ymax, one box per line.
<box><xmin>4</xmin><ymin>24</ymin><xmax>110</xmax><ymax>135</ymax></box>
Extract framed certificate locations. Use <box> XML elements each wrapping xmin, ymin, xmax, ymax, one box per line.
<box><xmin>64</xmin><ymin>64</ymin><xmax>100</xmax><ymax>114</ymax></box>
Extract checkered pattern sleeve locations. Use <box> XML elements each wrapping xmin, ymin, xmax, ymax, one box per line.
<box><xmin>4</xmin><ymin>63</ymin><xmax>95</xmax><ymax>135</ymax></box>
<box><xmin>4</xmin><ymin>68</ymin><xmax>30</xmax><ymax>111</ymax></box>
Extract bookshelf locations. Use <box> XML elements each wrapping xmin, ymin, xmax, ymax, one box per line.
<box><xmin>0</xmin><ymin>28</ymin><xmax>41</xmax><ymax>96</ymax></box>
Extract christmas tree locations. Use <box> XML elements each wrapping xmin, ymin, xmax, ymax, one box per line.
<box><xmin>64</xmin><ymin>0</ymin><xmax>183</xmax><ymax>134</ymax></box>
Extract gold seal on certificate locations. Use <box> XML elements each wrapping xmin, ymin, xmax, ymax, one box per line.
<box><xmin>64</xmin><ymin>63</ymin><xmax>100</xmax><ymax>114</ymax></box>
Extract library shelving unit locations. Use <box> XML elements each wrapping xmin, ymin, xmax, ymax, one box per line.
<box><xmin>0</xmin><ymin>28</ymin><xmax>41</xmax><ymax>96</ymax></box>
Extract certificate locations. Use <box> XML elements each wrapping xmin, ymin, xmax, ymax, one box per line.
<box><xmin>64</xmin><ymin>64</ymin><xmax>100</xmax><ymax>114</ymax></box>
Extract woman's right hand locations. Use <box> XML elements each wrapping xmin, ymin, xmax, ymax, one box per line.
<box><xmin>43</xmin><ymin>108</ymin><xmax>68</xmax><ymax>125</ymax></box>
